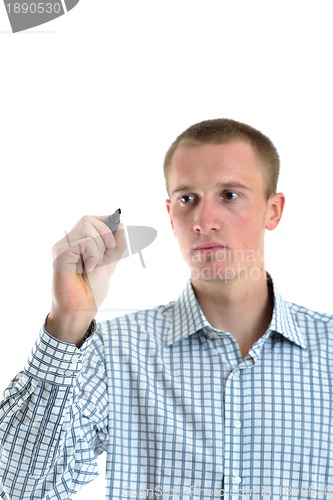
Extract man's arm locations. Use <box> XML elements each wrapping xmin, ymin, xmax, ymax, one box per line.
<box><xmin>48</xmin><ymin>214</ymin><xmax>126</xmax><ymax>346</ymax></box>
<box><xmin>0</xmin><ymin>326</ymin><xmax>108</xmax><ymax>498</ymax></box>
<box><xmin>0</xmin><ymin>214</ymin><xmax>126</xmax><ymax>497</ymax></box>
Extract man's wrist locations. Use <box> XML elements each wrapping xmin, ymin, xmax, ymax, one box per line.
<box><xmin>45</xmin><ymin>313</ymin><xmax>97</xmax><ymax>347</ymax></box>
<box><xmin>25</xmin><ymin>327</ymin><xmax>92</xmax><ymax>386</ymax></box>
<box><xmin>81</xmin><ymin>319</ymin><xmax>97</xmax><ymax>343</ymax></box>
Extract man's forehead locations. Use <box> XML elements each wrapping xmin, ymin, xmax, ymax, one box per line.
<box><xmin>168</xmin><ymin>140</ymin><xmax>266</xmax><ymax>195</ymax></box>
<box><xmin>169</xmin><ymin>140</ymin><xmax>264</xmax><ymax>177</ymax></box>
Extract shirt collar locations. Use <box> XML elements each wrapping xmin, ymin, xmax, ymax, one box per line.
<box><xmin>269</xmin><ymin>283</ymin><xmax>307</xmax><ymax>349</ymax></box>
<box><xmin>165</xmin><ymin>280</ymin><xmax>209</xmax><ymax>346</ymax></box>
<box><xmin>165</xmin><ymin>277</ymin><xmax>307</xmax><ymax>349</ymax></box>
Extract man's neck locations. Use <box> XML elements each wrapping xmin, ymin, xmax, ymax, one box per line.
<box><xmin>191</xmin><ymin>271</ymin><xmax>273</xmax><ymax>358</ymax></box>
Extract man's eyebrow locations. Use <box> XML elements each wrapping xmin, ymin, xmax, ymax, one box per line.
<box><xmin>170</xmin><ymin>185</ymin><xmax>194</xmax><ymax>196</ymax></box>
<box><xmin>216</xmin><ymin>181</ymin><xmax>250</xmax><ymax>190</ymax></box>
<box><xmin>170</xmin><ymin>181</ymin><xmax>250</xmax><ymax>196</ymax></box>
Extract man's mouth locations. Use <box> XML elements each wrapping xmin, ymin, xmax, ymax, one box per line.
<box><xmin>192</xmin><ymin>242</ymin><xmax>228</xmax><ymax>253</ymax></box>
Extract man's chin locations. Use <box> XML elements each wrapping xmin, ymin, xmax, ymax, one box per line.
<box><xmin>190</xmin><ymin>263</ymin><xmax>265</xmax><ymax>284</ymax></box>
<box><xmin>190</xmin><ymin>264</ymin><xmax>235</xmax><ymax>283</ymax></box>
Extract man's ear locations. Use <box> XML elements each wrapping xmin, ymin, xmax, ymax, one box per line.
<box><xmin>265</xmin><ymin>192</ymin><xmax>285</xmax><ymax>230</ymax></box>
<box><xmin>165</xmin><ymin>199</ymin><xmax>175</xmax><ymax>233</ymax></box>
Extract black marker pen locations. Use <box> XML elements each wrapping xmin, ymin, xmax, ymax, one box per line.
<box><xmin>106</xmin><ymin>208</ymin><xmax>121</xmax><ymax>233</ymax></box>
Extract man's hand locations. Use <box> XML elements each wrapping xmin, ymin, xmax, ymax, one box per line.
<box><xmin>46</xmin><ymin>215</ymin><xmax>127</xmax><ymax>346</ymax></box>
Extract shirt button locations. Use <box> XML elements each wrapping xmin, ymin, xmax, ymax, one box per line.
<box><xmin>233</xmin><ymin>476</ymin><xmax>242</xmax><ymax>485</ymax></box>
<box><xmin>64</xmin><ymin>370</ymin><xmax>74</xmax><ymax>376</ymax></box>
<box><xmin>71</xmin><ymin>355</ymin><xmax>79</xmax><ymax>365</ymax></box>
<box><xmin>233</xmin><ymin>419</ymin><xmax>242</xmax><ymax>429</ymax></box>
<box><xmin>233</xmin><ymin>368</ymin><xmax>240</xmax><ymax>377</ymax></box>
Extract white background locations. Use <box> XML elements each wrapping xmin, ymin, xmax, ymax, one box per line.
<box><xmin>0</xmin><ymin>1</ymin><xmax>333</xmax><ymax>498</ymax></box>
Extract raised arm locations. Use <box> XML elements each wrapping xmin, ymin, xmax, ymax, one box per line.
<box><xmin>0</xmin><ymin>214</ymin><xmax>126</xmax><ymax>498</ymax></box>
<box><xmin>47</xmin><ymin>214</ymin><xmax>126</xmax><ymax>346</ymax></box>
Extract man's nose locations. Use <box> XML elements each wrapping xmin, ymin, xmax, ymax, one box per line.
<box><xmin>193</xmin><ymin>199</ymin><xmax>221</xmax><ymax>233</ymax></box>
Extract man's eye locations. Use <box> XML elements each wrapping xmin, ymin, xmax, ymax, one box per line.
<box><xmin>179</xmin><ymin>194</ymin><xmax>196</xmax><ymax>204</ymax></box>
<box><xmin>223</xmin><ymin>191</ymin><xmax>239</xmax><ymax>201</ymax></box>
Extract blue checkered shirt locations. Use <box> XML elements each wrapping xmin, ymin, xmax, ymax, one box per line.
<box><xmin>1</xmin><ymin>279</ymin><xmax>333</xmax><ymax>499</ymax></box>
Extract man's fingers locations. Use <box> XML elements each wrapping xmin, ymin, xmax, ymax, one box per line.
<box><xmin>103</xmin><ymin>224</ymin><xmax>128</xmax><ymax>266</ymax></box>
<box><xmin>53</xmin><ymin>218</ymin><xmax>127</xmax><ymax>273</ymax></box>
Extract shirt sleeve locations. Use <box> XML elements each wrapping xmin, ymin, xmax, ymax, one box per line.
<box><xmin>0</xmin><ymin>324</ymin><xmax>109</xmax><ymax>499</ymax></box>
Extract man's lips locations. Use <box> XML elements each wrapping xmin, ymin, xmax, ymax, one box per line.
<box><xmin>192</xmin><ymin>242</ymin><xmax>228</xmax><ymax>252</ymax></box>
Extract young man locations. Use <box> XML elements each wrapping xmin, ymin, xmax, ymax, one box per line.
<box><xmin>1</xmin><ymin>119</ymin><xmax>332</xmax><ymax>499</ymax></box>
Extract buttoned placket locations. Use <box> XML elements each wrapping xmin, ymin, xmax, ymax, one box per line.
<box><xmin>222</xmin><ymin>332</ymin><xmax>269</xmax><ymax>498</ymax></box>
<box><xmin>203</xmin><ymin>328</ymin><xmax>250</xmax><ymax>498</ymax></box>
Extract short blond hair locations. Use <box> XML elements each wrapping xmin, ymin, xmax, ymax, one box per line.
<box><xmin>163</xmin><ymin>118</ymin><xmax>280</xmax><ymax>199</ymax></box>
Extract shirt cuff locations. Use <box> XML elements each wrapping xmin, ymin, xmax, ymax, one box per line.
<box><xmin>24</xmin><ymin>324</ymin><xmax>95</xmax><ymax>386</ymax></box>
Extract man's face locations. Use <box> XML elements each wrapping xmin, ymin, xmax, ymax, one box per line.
<box><xmin>166</xmin><ymin>140</ymin><xmax>284</xmax><ymax>284</ymax></box>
